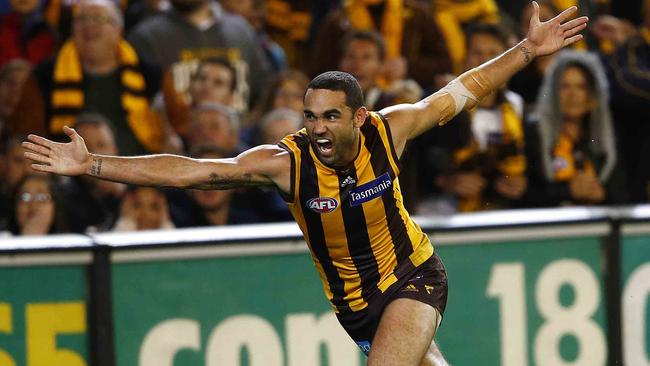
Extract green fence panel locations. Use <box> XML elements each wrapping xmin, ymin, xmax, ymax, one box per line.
<box><xmin>0</xmin><ymin>265</ymin><xmax>89</xmax><ymax>366</ymax></box>
<box><xmin>112</xmin><ymin>250</ymin><xmax>366</xmax><ymax>366</ymax></box>
<box><xmin>111</xmin><ymin>230</ymin><xmax>609</xmax><ymax>366</ymax></box>
<box><xmin>621</xmin><ymin>231</ymin><xmax>650</xmax><ymax>365</ymax></box>
<box><xmin>436</xmin><ymin>236</ymin><xmax>607</xmax><ymax>366</ymax></box>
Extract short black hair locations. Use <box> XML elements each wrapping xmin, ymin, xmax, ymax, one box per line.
<box><xmin>465</xmin><ymin>23</ymin><xmax>511</xmax><ymax>49</ymax></box>
<box><xmin>193</xmin><ymin>58</ymin><xmax>237</xmax><ymax>92</ymax></box>
<box><xmin>342</xmin><ymin>30</ymin><xmax>386</xmax><ymax>61</ymax></box>
<box><xmin>306</xmin><ymin>71</ymin><xmax>365</xmax><ymax>112</ymax></box>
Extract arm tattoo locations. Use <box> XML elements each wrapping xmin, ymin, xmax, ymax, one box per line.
<box><xmin>520</xmin><ymin>46</ymin><xmax>532</xmax><ymax>64</ymax></box>
<box><xmin>206</xmin><ymin>172</ymin><xmax>254</xmax><ymax>189</ymax></box>
<box><xmin>90</xmin><ymin>157</ymin><xmax>103</xmax><ymax>177</ymax></box>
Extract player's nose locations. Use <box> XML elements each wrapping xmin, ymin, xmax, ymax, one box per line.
<box><xmin>313</xmin><ymin>118</ymin><xmax>327</xmax><ymax>134</ymax></box>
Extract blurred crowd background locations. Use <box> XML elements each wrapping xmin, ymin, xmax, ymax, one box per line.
<box><xmin>0</xmin><ymin>0</ymin><xmax>648</xmax><ymax>236</ymax></box>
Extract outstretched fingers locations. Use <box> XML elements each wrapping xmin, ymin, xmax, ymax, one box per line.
<box><xmin>22</xmin><ymin>141</ymin><xmax>51</xmax><ymax>157</ymax></box>
<box><xmin>23</xmin><ymin>141</ymin><xmax>54</xmax><ymax>172</ymax></box>
<box><xmin>561</xmin><ymin>15</ymin><xmax>588</xmax><ymax>46</ymax></box>
<box><xmin>30</xmin><ymin>163</ymin><xmax>53</xmax><ymax>173</ymax></box>
<box><xmin>563</xmin><ymin>34</ymin><xmax>584</xmax><ymax>47</ymax></box>
<box><xmin>564</xmin><ymin>22</ymin><xmax>588</xmax><ymax>38</ymax></box>
<box><xmin>561</xmin><ymin>16</ymin><xmax>589</xmax><ymax>32</ymax></box>
<box><xmin>27</xmin><ymin>134</ymin><xmax>57</xmax><ymax>149</ymax></box>
<box><xmin>24</xmin><ymin>151</ymin><xmax>51</xmax><ymax>165</ymax></box>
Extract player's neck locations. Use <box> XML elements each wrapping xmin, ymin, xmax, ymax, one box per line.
<box><xmin>330</xmin><ymin>132</ymin><xmax>362</xmax><ymax>171</ymax></box>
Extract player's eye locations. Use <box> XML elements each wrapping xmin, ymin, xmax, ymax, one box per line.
<box><xmin>326</xmin><ymin>114</ymin><xmax>339</xmax><ymax>121</ymax></box>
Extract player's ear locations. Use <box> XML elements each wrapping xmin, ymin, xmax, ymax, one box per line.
<box><xmin>353</xmin><ymin>107</ymin><xmax>368</xmax><ymax>128</ymax></box>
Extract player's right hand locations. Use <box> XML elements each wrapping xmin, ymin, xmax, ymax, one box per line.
<box><xmin>22</xmin><ymin>125</ymin><xmax>91</xmax><ymax>176</ymax></box>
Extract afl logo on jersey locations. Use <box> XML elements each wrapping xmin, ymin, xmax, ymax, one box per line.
<box><xmin>307</xmin><ymin>197</ymin><xmax>339</xmax><ymax>213</ymax></box>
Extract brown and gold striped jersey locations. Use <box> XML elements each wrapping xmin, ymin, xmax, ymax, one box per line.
<box><xmin>279</xmin><ymin>112</ymin><xmax>434</xmax><ymax>313</ymax></box>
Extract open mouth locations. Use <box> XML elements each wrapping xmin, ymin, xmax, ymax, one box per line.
<box><xmin>315</xmin><ymin>138</ymin><xmax>334</xmax><ymax>156</ymax></box>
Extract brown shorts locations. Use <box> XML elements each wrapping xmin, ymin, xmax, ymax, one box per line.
<box><xmin>335</xmin><ymin>254</ymin><xmax>448</xmax><ymax>356</ymax></box>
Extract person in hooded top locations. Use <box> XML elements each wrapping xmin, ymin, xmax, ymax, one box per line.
<box><xmin>524</xmin><ymin>50</ymin><xmax>627</xmax><ymax>206</ymax></box>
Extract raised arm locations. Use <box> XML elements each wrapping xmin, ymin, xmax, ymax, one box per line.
<box><xmin>23</xmin><ymin>126</ymin><xmax>291</xmax><ymax>193</ymax></box>
<box><xmin>383</xmin><ymin>1</ymin><xmax>589</xmax><ymax>154</ymax></box>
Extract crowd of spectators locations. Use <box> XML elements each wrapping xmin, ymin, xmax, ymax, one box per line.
<box><xmin>1</xmin><ymin>0</ymin><xmax>649</xmax><ymax>236</ymax></box>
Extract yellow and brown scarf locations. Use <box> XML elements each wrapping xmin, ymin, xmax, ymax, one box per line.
<box><xmin>453</xmin><ymin>100</ymin><xmax>526</xmax><ymax>211</ymax></box>
<box><xmin>344</xmin><ymin>0</ymin><xmax>404</xmax><ymax>59</ymax></box>
<box><xmin>50</xmin><ymin>39</ymin><xmax>163</xmax><ymax>152</ymax></box>
<box><xmin>265</xmin><ymin>0</ymin><xmax>312</xmax><ymax>42</ymax></box>
<box><xmin>551</xmin><ymin>132</ymin><xmax>596</xmax><ymax>181</ymax></box>
<box><xmin>433</xmin><ymin>0</ymin><xmax>500</xmax><ymax>74</ymax></box>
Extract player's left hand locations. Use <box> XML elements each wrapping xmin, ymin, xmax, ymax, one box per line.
<box><xmin>526</xmin><ymin>1</ymin><xmax>589</xmax><ymax>56</ymax></box>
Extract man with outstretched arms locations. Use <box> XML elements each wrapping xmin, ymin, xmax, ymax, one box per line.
<box><xmin>24</xmin><ymin>3</ymin><xmax>587</xmax><ymax>364</ymax></box>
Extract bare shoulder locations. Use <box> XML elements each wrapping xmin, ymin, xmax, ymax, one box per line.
<box><xmin>377</xmin><ymin>103</ymin><xmax>422</xmax><ymax>156</ymax></box>
<box><xmin>380</xmin><ymin>103</ymin><xmax>420</xmax><ymax>124</ymax></box>
<box><xmin>379</xmin><ymin>90</ymin><xmax>451</xmax><ymax>146</ymax></box>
